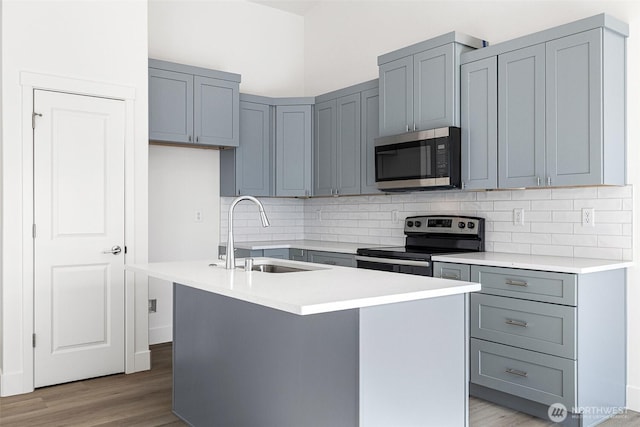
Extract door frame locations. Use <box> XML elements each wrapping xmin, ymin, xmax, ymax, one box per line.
<box><xmin>15</xmin><ymin>71</ymin><xmax>148</xmax><ymax>394</ymax></box>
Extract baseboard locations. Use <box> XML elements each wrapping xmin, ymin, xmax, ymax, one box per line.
<box><xmin>134</xmin><ymin>350</ymin><xmax>151</xmax><ymax>372</ymax></box>
<box><xmin>627</xmin><ymin>385</ymin><xmax>640</xmax><ymax>411</ymax></box>
<box><xmin>0</xmin><ymin>370</ymin><xmax>33</xmax><ymax>397</ymax></box>
<box><xmin>149</xmin><ymin>325</ymin><xmax>173</xmax><ymax>345</ymax></box>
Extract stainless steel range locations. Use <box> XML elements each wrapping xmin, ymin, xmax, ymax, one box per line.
<box><xmin>356</xmin><ymin>215</ymin><xmax>485</xmax><ymax>276</ymax></box>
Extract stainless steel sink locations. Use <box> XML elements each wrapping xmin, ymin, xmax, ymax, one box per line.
<box><xmin>251</xmin><ymin>264</ymin><xmax>311</xmax><ymax>273</ymax></box>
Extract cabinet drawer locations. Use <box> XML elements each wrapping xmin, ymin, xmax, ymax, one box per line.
<box><xmin>471</xmin><ymin>294</ymin><xmax>576</xmax><ymax>359</ymax></box>
<box><xmin>307</xmin><ymin>251</ymin><xmax>356</xmax><ymax>268</ymax></box>
<box><xmin>470</xmin><ymin>338</ymin><xmax>576</xmax><ymax>408</ymax></box>
<box><xmin>471</xmin><ymin>265</ymin><xmax>576</xmax><ymax>305</ymax></box>
<box><xmin>433</xmin><ymin>262</ymin><xmax>471</xmax><ymax>281</ymax></box>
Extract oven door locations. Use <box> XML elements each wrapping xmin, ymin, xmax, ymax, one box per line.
<box><xmin>355</xmin><ymin>255</ymin><xmax>432</xmax><ymax>276</ymax></box>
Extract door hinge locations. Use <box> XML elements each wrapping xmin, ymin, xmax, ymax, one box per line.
<box><xmin>32</xmin><ymin>224</ymin><xmax>37</xmax><ymax>238</ymax></box>
<box><xmin>32</xmin><ymin>333</ymin><xmax>36</xmax><ymax>348</ymax></box>
<box><xmin>32</xmin><ymin>112</ymin><xmax>42</xmax><ymax>129</ymax></box>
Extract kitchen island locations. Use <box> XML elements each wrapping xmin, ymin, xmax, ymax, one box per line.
<box><xmin>127</xmin><ymin>258</ymin><xmax>481</xmax><ymax>427</ymax></box>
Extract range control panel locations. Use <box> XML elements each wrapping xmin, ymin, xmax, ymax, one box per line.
<box><xmin>404</xmin><ymin>215</ymin><xmax>483</xmax><ymax>236</ymax></box>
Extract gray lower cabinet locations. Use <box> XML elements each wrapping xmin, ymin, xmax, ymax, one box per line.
<box><xmin>307</xmin><ymin>250</ymin><xmax>356</xmax><ymax>268</ymax></box>
<box><xmin>378</xmin><ymin>33</ymin><xmax>484</xmax><ymax>137</ymax></box>
<box><xmin>148</xmin><ymin>59</ymin><xmax>240</xmax><ymax>148</ymax></box>
<box><xmin>433</xmin><ymin>262</ymin><xmax>471</xmax><ymax>281</ymax></box>
<box><xmin>218</xmin><ymin>246</ymin><xmax>290</xmax><ymax>260</ymax></box>
<box><xmin>460</xmin><ymin>15</ymin><xmax>628</xmax><ymax>189</ymax></box>
<box><xmin>469</xmin><ymin>264</ymin><xmax>626</xmax><ymax>426</ymax></box>
<box><xmin>276</xmin><ymin>104</ymin><xmax>313</xmax><ymax>197</ymax></box>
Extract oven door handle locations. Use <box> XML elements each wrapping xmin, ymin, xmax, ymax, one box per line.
<box><xmin>355</xmin><ymin>255</ymin><xmax>430</xmax><ymax>268</ymax></box>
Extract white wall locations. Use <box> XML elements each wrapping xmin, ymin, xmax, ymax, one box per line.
<box><xmin>147</xmin><ymin>0</ymin><xmax>305</xmax><ymax>343</ymax></box>
<box><xmin>148</xmin><ymin>145</ymin><xmax>220</xmax><ymax>343</ymax></box>
<box><xmin>0</xmin><ymin>0</ymin><xmax>149</xmax><ymax>396</ymax></box>
<box><xmin>303</xmin><ymin>0</ymin><xmax>640</xmax><ymax>410</ymax></box>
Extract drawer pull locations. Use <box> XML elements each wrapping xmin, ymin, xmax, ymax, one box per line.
<box><xmin>441</xmin><ymin>274</ymin><xmax>460</xmax><ymax>280</ymax></box>
<box><xmin>505</xmin><ymin>368</ymin><xmax>528</xmax><ymax>378</ymax></box>
<box><xmin>505</xmin><ymin>319</ymin><xmax>528</xmax><ymax>328</ymax></box>
<box><xmin>505</xmin><ymin>279</ymin><xmax>528</xmax><ymax>287</ymax></box>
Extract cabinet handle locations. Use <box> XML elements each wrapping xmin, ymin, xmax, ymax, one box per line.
<box><xmin>188</xmin><ymin>135</ymin><xmax>192</xmax><ymax>142</ymax></box>
<box><xmin>441</xmin><ymin>274</ymin><xmax>460</xmax><ymax>280</ymax></box>
<box><xmin>505</xmin><ymin>368</ymin><xmax>528</xmax><ymax>378</ymax></box>
<box><xmin>413</xmin><ymin>123</ymin><xmax>417</xmax><ymax>131</ymax></box>
<box><xmin>536</xmin><ymin>176</ymin><xmax>541</xmax><ymax>186</ymax></box>
<box><xmin>461</xmin><ymin>181</ymin><xmax>466</xmax><ymax>190</ymax></box>
<box><xmin>324</xmin><ymin>261</ymin><xmax>337</xmax><ymax>265</ymax></box>
<box><xmin>335</xmin><ymin>189</ymin><xmax>339</xmax><ymax>196</ymax></box>
<box><xmin>505</xmin><ymin>279</ymin><xmax>528</xmax><ymax>287</ymax></box>
<box><xmin>406</xmin><ymin>124</ymin><xmax>410</xmax><ymax>132</ymax></box>
<box><xmin>196</xmin><ymin>136</ymin><xmax>199</xmax><ymax>143</ymax></box>
<box><xmin>547</xmin><ymin>176</ymin><xmax>551</xmax><ymax>186</ymax></box>
<box><xmin>505</xmin><ymin>319</ymin><xmax>528</xmax><ymax>328</ymax></box>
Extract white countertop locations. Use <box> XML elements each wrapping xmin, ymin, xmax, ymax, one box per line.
<box><xmin>432</xmin><ymin>252</ymin><xmax>633</xmax><ymax>274</ymax></box>
<box><xmin>126</xmin><ymin>258</ymin><xmax>480</xmax><ymax>315</ymax></box>
<box><xmin>222</xmin><ymin>239</ymin><xmax>380</xmax><ymax>254</ymax></box>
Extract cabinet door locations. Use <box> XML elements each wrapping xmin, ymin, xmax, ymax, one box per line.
<box><xmin>262</xmin><ymin>248</ymin><xmax>290</xmax><ymax>259</ymax></box>
<box><xmin>498</xmin><ymin>44</ymin><xmax>546</xmax><ymax>188</ymax></box>
<box><xmin>460</xmin><ymin>57</ymin><xmax>498</xmax><ymax>189</ymax></box>
<box><xmin>546</xmin><ymin>29</ymin><xmax>602</xmax><ymax>187</ymax></box>
<box><xmin>237</xmin><ymin>101</ymin><xmax>272</xmax><ymax>196</ymax></box>
<box><xmin>314</xmin><ymin>99</ymin><xmax>336</xmax><ymax>196</ymax></box>
<box><xmin>336</xmin><ymin>93</ymin><xmax>361</xmax><ymax>195</ymax></box>
<box><xmin>378</xmin><ymin>56</ymin><xmax>413</xmax><ymax>137</ymax></box>
<box><xmin>414</xmin><ymin>44</ymin><xmax>456</xmax><ymax>130</ymax></box>
<box><xmin>360</xmin><ymin>87</ymin><xmax>381</xmax><ymax>194</ymax></box>
<box><xmin>275</xmin><ymin>105</ymin><xmax>312</xmax><ymax>197</ymax></box>
<box><xmin>149</xmin><ymin>68</ymin><xmax>193</xmax><ymax>143</ymax></box>
<box><xmin>194</xmin><ymin>76</ymin><xmax>239</xmax><ymax>147</ymax></box>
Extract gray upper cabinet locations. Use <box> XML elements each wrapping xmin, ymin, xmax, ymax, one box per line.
<box><xmin>461</xmin><ymin>14</ymin><xmax>628</xmax><ymax>189</ymax></box>
<box><xmin>498</xmin><ymin>44</ymin><xmax>546</xmax><ymax>188</ymax></box>
<box><xmin>460</xmin><ymin>56</ymin><xmax>498</xmax><ymax>190</ymax></box>
<box><xmin>378</xmin><ymin>32</ymin><xmax>485</xmax><ymax>137</ymax></box>
<box><xmin>149</xmin><ymin>59</ymin><xmax>241</xmax><ymax>148</ymax></box>
<box><xmin>314</xmin><ymin>99</ymin><xmax>336</xmax><ymax>196</ymax></box>
<box><xmin>276</xmin><ymin>104</ymin><xmax>313</xmax><ymax>197</ymax></box>
<box><xmin>360</xmin><ymin>87</ymin><xmax>380</xmax><ymax>194</ymax></box>
<box><xmin>314</xmin><ymin>95</ymin><xmax>362</xmax><ymax>196</ymax></box>
<box><xmin>220</xmin><ymin>98</ymin><xmax>272</xmax><ymax>197</ymax></box>
<box><xmin>378</xmin><ymin>56</ymin><xmax>413</xmax><ymax>137</ymax></box>
<box><xmin>149</xmin><ymin>68</ymin><xmax>194</xmax><ymax>144</ymax></box>
<box><xmin>314</xmin><ymin>80</ymin><xmax>378</xmax><ymax>197</ymax></box>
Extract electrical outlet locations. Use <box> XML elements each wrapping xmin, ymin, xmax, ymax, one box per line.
<box><xmin>148</xmin><ymin>299</ymin><xmax>157</xmax><ymax>313</ymax></box>
<box><xmin>582</xmin><ymin>208</ymin><xmax>595</xmax><ymax>227</ymax></box>
<box><xmin>194</xmin><ymin>210</ymin><xmax>203</xmax><ymax>222</ymax></box>
<box><xmin>392</xmin><ymin>210</ymin><xmax>400</xmax><ymax>224</ymax></box>
<box><xmin>513</xmin><ymin>208</ymin><xmax>524</xmax><ymax>226</ymax></box>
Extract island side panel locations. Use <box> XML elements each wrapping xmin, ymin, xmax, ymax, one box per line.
<box><xmin>359</xmin><ymin>294</ymin><xmax>468</xmax><ymax>427</ymax></box>
<box><xmin>173</xmin><ymin>284</ymin><xmax>359</xmax><ymax>427</ymax></box>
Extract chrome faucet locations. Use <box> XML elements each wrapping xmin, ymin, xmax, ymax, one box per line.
<box><xmin>225</xmin><ymin>196</ymin><xmax>270</xmax><ymax>269</ymax></box>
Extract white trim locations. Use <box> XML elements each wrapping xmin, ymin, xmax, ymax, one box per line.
<box><xmin>628</xmin><ymin>385</ymin><xmax>640</xmax><ymax>412</ymax></box>
<box><xmin>8</xmin><ymin>71</ymin><xmax>147</xmax><ymax>396</ymax></box>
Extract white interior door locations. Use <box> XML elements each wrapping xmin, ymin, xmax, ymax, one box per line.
<box><xmin>34</xmin><ymin>89</ymin><xmax>126</xmax><ymax>388</ymax></box>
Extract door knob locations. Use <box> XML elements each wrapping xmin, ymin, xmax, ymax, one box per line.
<box><xmin>103</xmin><ymin>245</ymin><xmax>122</xmax><ymax>255</ymax></box>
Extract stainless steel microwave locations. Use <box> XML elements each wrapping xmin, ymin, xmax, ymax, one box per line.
<box><xmin>375</xmin><ymin>126</ymin><xmax>461</xmax><ymax>191</ymax></box>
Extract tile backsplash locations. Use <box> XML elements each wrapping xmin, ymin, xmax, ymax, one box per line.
<box><xmin>222</xmin><ymin>185</ymin><xmax>633</xmax><ymax>260</ymax></box>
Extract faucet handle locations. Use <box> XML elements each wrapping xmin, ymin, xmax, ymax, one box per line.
<box><xmin>244</xmin><ymin>258</ymin><xmax>254</xmax><ymax>272</ymax></box>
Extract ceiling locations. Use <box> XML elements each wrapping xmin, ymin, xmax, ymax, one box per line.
<box><xmin>250</xmin><ymin>0</ymin><xmax>320</xmax><ymax>16</ymax></box>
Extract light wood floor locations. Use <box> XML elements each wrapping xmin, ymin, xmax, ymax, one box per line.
<box><xmin>2</xmin><ymin>343</ymin><xmax>639</xmax><ymax>426</ymax></box>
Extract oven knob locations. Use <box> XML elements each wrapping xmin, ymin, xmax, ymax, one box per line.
<box><xmin>407</xmin><ymin>221</ymin><xmax>414</xmax><ymax>227</ymax></box>
<box><xmin>458</xmin><ymin>221</ymin><xmax>466</xmax><ymax>229</ymax></box>
<box><xmin>414</xmin><ymin>221</ymin><xmax>422</xmax><ymax>228</ymax></box>
<box><xmin>467</xmin><ymin>222</ymin><xmax>475</xmax><ymax>229</ymax></box>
